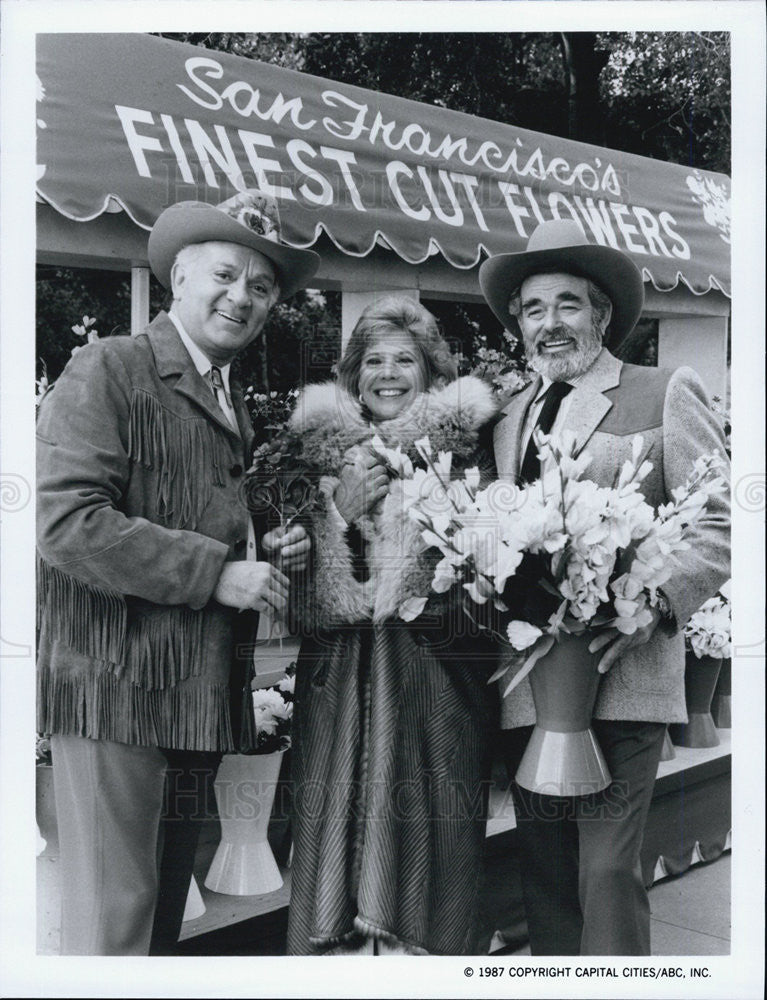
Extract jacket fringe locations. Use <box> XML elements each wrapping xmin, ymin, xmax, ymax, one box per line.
<box><xmin>38</xmin><ymin>558</ymin><xmax>206</xmax><ymax>690</ymax></box>
<box><xmin>37</xmin><ymin>557</ymin><xmax>126</xmax><ymax>665</ymax></box>
<box><xmin>127</xmin><ymin>388</ymin><xmax>225</xmax><ymax>530</ymax></box>
<box><xmin>37</xmin><ymin>667</ymin><xmax>234</xmax><ymax>752</ymax></box>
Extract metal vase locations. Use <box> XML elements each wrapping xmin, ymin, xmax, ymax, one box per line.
<box><xmin>711</xmin><ymin>657</ymin><xmax>732</xmax><ymax>728</ymax></box>
<box><xmin>669</xmin><ymin>654</ymin><xmax>722</xmax><ymax>748</ymax></box>
<box><xmin>659</xmin><ymin>726</ymin><xmax>676</xmax><ymax>762</ymax></box>
<box><xmin>515</xmin><ymin>632</ymin><xmax>611</xmax><ymax>796</ymax></box>
<box><xmin>205</xmin><ymin>750</ymin><xmax>285</xmax><ymax>896</ymax></box>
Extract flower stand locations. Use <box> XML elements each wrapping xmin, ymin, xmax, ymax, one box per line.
<box><xmin>205</xmin><ymin>750</ymin><xmax>286</xmax><ymax>896</ymax></box>
<box><xmin>711</xmin><ymin>657</ymin><xmax>731</xmax><ymax>728</ymax></box>
<box><xmin>515</xmin><ymin>633</ymin><xmax>611</xmax><ymax>796</ymax></box>
<box><xmin>182</xmin><ymin>875</ymin><xmax>206</xmax><ymax>921</ymax></box>
<box><xmin>669</xmin><ymin>654</ymin><xmax>722</xmax><ymax>748</ymax></box>
<box><xmin>36</xmin><ymin>763</ymin><xmax>58</xmax><ymax>856</ymax></box>
<box><xmin>659</xmin><ymin>726</ymin><xmax>676</xmax><ymax>762</ymax></box>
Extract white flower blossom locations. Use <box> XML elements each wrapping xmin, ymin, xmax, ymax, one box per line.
<box><xmin>507</xmin><ymin>620</ymin><xmax>544</xmax><ymax>650</ymax></box>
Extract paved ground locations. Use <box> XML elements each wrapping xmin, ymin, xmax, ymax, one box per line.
<box><xmin>38</xmin><ymin>850</ymin><xmax>730</xmax><ymax>956</ymax></box>
<box><xmin>648</xmin><ymin>853</ymin><xmax>730</xmax><ymax>955</ymax></box>
<box><xmin>502</xmin><ymin>853</ymin><xmax>731</xmax><ymax>956</ymax></box>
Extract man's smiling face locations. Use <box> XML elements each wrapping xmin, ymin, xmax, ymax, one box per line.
<box><xmin>171</xmin><ymin>241</ymin><xmax>277</xmax><ymax>365</ymax></box>
<box><xmin>518</xmin><ymin>272</ymin><xmax>609</xmax><ymax>381</ymax></box>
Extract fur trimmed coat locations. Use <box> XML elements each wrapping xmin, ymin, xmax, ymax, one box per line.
<box><xmin>284</xmin><ymin>376</ymin><xmax>500</xmax><ymax>956</ymax></box>
<box><xmin>287</xmin><ymin>375</ymin><xmax>499</xmax><ymax>628</ymax></box>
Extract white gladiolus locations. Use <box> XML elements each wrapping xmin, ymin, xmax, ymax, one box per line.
<box><xmin>507</xmin><ymin>620</ymin><xmax>544</xmax><ymax>650</ymax></box>
<box><xmin>684</xmin><ymin>594</ymin><xmax>731</xmax><ymax>659</ymax></box>
<box><xmin>392</xmin><ymin>432</ymin><xmax>725</xmax><ymax>659</ymax></box>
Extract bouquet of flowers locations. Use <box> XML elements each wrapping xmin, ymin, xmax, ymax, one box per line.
<box><xmin>684</xmin><ymin>582</ymin><xmax>732</xmax><ymax>660</ymax></box>
<box><xmin>249</xmin><ymin>666</ymin><xmax>295</xmax><ymax>754</ymax></box>
<box><xmin>385</xmin><ymin>431</ymin><xmax>727</xmax><ymax>696</ymax></box>
<box><xmin>244</xmin><ymin>387</ymin><xmax>300</xmax><ymax>443</ymax></box>
<box><xmin>245</xmin><ymin>388</ymin><xmax>318</xmax><ymax>558</ymax></box>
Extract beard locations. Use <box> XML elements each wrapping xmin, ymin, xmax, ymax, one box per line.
<box><xmin>527</xmin><ymin>319</ymin><xmax>604</xmax><ymax>382</ymax></box>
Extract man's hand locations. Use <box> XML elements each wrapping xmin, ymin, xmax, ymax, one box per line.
<box><xmin>262</xmin><ymin>524</ymin><xmax>311</xmax><ymax>572</ymax></box>
<box><xmin>333</xmin><ymin>444</ymin><xmax>390</xmax><ymax>525</ymax></box>
<box><xmin>589</xmin><ymin>607</ymin><xmax>663</xmax><ymax>674</ymax></box>
<box><xmin>213</xmin><ymin>561</ymin><xmax>290</xmax><ymax>615</ymax></box>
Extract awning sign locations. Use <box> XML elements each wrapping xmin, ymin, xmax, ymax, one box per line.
<box><xmin>37</xmin><ymin>33</ymin><xmax>731</xmax><ymax>296</ymax></box>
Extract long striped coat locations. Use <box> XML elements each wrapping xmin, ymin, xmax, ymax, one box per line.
<box><xmin>284</xmin><ymin>378</ymin><xmax>499</xmax><ymax>955</ymax></box>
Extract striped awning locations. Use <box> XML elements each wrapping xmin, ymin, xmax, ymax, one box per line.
<box><xmin>37</xmin><ymin>33</ymin><xmax>731</xmax><ymax>297</ymax></box>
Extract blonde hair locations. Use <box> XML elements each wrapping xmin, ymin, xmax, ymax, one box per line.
<box><xmin>337</xmin><ymin>296</ymin><xmax>457</xmax><ymax>395</ymax></box>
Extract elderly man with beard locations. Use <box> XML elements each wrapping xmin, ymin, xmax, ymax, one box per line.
<box><xmin>479</xmin><ymin>220</ymin><xmax>730</xmax><ymax>956</ymax></box>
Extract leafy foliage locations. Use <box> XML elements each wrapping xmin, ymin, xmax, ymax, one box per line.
<box><xmin>597</xmin><ymin>32</ymin><xmax>730</xmax><ymax>173</ymax></box>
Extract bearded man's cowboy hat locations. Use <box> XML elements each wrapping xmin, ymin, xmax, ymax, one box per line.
<box><xmin>479</xmin><ymin>219</ymin><xmax>645</xmax><ymax>346</ymax></box>
<box><xmin>149</xmin><ymin>188</ymin><xmax>320</xmax><ymax>301</ymax></box>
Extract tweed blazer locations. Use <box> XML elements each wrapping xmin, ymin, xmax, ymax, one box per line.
<box><xmin>494</xmin><ymin>348</ymin><xmax>730</xmax><ymax>725</ymax></box>
<box><xmin>36</xmin><ymin>312</ymin><xmax>258</xmax><ymax>751</ymax></box>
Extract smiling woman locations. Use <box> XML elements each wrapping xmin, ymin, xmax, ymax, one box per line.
<box><xmin>337</xmin><ymin>296</ymin><xmax>458</xmax><ymax>411</ymax></box>
<box><xmin>280</xmin><ymin>295</ymin><xmax>500</xmax><ymax>955</ymax></box>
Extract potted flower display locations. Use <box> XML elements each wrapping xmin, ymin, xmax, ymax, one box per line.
<box><xmin>36</xmin><ymin>735</ymin><xmax>56</xmax><ymax>856</ymax></box>
<box><xmin>381</xmin><ymin>431</ymin><xmax>726</xmax><ymax>796</ymax></box>
<box><xmin>670</xmin><ymin>586</ymin><xmax>732</xmax><ymax>747</ymax></box>
<box><xmin>205</xmin><ymin>667</ymin><xmax>294</xmax><ymax>897</ymax></box>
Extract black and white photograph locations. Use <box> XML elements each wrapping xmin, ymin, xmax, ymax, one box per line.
<box><xmin>0</xmin><ymin>1</ymin><xmax>763</xmax><ymax>997</ymax></box>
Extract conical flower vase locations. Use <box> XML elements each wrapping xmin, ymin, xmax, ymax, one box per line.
<box><xmin>669</xmin><ymin>654</ymin><xmax>721</xmax><ymax>748</ymax></box>
<box><xmin>711</xmin><ymin>657</ymin><xmax>731</xmax><ymax>729</ymax></box>
<box><xmin>182</xmin><ymin>875</ymin><xmax>206</xmax><ymax>921</ymax></box>
<box><xmin>515</xmin><ymin>632</ymin><xmax>611</xmax><ymax>796</ymax></box>
<box><xmin>205</xmin><ymin>750</ymin><xmax>286</xmax><ymax>896</ymax></box>
<box><xmin>659</xmin><ymin>726</ymin><xmax>676</xmax><ymax>762</ymax></box>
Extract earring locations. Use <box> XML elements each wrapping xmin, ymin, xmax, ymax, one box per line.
<box><xmin>358</xmin><ymin>393</ymin><xmax>365</xmax><ymax>404</ymax></box>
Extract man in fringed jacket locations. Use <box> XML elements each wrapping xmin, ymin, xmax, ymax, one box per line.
<box><xmin>36</xmin><ymin>189</ymin><xmax>319</xmax><ymax>954</ymax></box>
<box><xmin>480</xmin><ymin>220</ymin><xmax>730</xmax><ymax>956</ymax></box>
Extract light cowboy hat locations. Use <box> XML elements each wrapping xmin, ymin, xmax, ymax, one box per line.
<box><xmin>148</xmin><ymin>188</ymin><xmax>321</xmax><ymax>301</ymax></box>
<box><xmin>479</xmin><ymin>219</ymin><xmax>645</xmax><ymax>345</ymax></box>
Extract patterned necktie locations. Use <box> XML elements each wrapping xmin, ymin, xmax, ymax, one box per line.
<box><xmin>209</xmin><ymin>366</ymin><xmax>239</xmax><ymax>434</ymax></box>
<box><xmin>520</xmin><ymin>381</ymin><xmax>573</xmax><ymax>484</ymax></box>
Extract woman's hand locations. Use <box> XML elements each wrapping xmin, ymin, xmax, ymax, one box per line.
<box><xmin>262</xmin><ymin>524</ymin><xmax>311</xmax><ymax>572</ymax></box>
<box><xmin>333</xmin><ymin>444</ymin><xmax>390</xmax><ymax>525</ymax></box>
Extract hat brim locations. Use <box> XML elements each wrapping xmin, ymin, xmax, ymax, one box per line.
<box><xmin>479</xmin><ymin>244</ymin><xmax>645</xmax><ymax>347</ymax></box>
<box><xmin>148</xmin><ymin>201</ymin><xmax>321</xmax><ymax>302</ymax></box>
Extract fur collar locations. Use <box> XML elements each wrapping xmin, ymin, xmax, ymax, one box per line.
<box><xmin>289</xmin><ymin>375</ymin><xmax>497</xmax><ymax>476</ymax></box>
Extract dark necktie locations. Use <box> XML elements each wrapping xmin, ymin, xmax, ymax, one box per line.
<box><xmin>520</xmin><ymin>381</ymin><xmax>573</xmax><ymax>484</ymax></box>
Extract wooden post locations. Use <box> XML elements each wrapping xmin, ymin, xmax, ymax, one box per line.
<box><xmin>657</xmin><ymin>316</ymin><xmax>729</xmax><ymax>405</ymax></box>
<box><xmin>130</xmin><ymin>266</ymin><xmax>151</xmax><ymax>336</ymax></box>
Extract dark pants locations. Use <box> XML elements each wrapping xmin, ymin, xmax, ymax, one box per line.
<box><xmin>498</xmin><ymin>719</ymin><xmax>666</xmax><ymax>956</ymax></box>
<box><xmin>52</xmin><ymin>735</ymin><xmax>219</xmax><ymax>955</ymax></box>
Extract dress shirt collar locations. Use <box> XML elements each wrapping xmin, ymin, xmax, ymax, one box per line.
<box><xmin>168</xmin><ymin>310</ymin><xmax>232</xmax><ymax>392</ymax></box>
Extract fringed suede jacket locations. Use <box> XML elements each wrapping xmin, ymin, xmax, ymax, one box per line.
<box><xmin>36</xmin><ymin>313</ymin><xmax>257</xmax><ymax>752</ymax></box>
<box><xmin>285</xmin><ymin>375</ymin><xmax>499</xmax><ymax>631</ymax></box>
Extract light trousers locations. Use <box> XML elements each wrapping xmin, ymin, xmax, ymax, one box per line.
<box><xmin>52</xmin><ymin>734</ymin><xmax>219</xmax><ymax>955</ymax></box>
